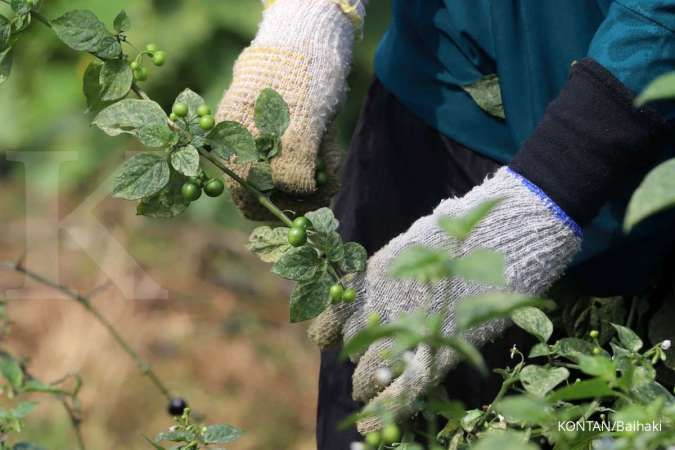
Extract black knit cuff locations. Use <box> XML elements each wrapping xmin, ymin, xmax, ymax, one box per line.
<box><xmin>510</xmin><ymin>58</ymin><xmax>669</xmax><ymax>227</ymax></box>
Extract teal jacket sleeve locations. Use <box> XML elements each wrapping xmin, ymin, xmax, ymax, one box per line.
<box><xmin>588</xmin><ymin>0</ymin><xmax>675</xmax><ymax>95</ymax></box>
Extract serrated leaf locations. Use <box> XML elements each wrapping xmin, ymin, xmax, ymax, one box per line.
<box><xmin>247</xmin><ymin>226</ymin><xmax>291</xmax><ymax>263</ymax></box>
<box><xmin>439</xmin><ymin>199</ymin><xmax>501</xmax><ymax>241</ymax></box>
<box><xmin>338</xmin><ymin>242</ymin><xmax>367</xmax><ymax>274</ymax></box>
<box><xmin>254</xmin><ymin>88</ymin><xmax>290</xmax><ymax>138</ymax></box>
<box><xmin>448</xmin><ymin>249</ymin><xmax>505</xmax><ymax>286</ymax></box>
<box><xmin>494</xmin><ymin>397</ymin><xmax>552</xmax><ymax>423</ymax></box>
<box><xmin>461</xmin><ymin>74</ymin><xmax>505</xmax><ymax>120</ymax></box>
<box><xmin>0</xmin><ymin>46</ymin><xmax>12</xmax><ymax>85</ymax></box>
<box><xmin>170</xmin><ymin>145</ymin><xmax>200</xmax><ymax>177</ymax></box>
<box><xmin>456</xmin><ymin>292</ymin><xmax>551</xmax><ymax>331</ymax></box>
<box><xmin>113</xmin><ymin>10</ymin><xmax>130</xmax><ymax>33</ymax></box>
<box><xmin>247</xmin><ymin>162</ymin><xmax>274</xmax><ymax>192</ymax></box>
<box><xmin>305</xmin><ymin>208</ymin><xmax>339</xmax><ymax>234</ymax></box>
<box><xmin>636</xmin><ymin>72</ymin><xmax>675</xmax><ymax>106</ymax></box>
<box><xmin>511</xmin><ymin>306</ymin><xmax>553</xmax><ymax>342</ymax></box>
<box><xmin>611</xmin><ymin>323</ymin><xmax>643</xmax><ymax>352</ymax></box>
<box><xmin>136</xmin><ymin>171</ymin><xmax>190</xmax><ymax>219</ymax></box>
<box><xmin>201</xmin><ymin>424</ymin><xmax>244</xmax><ymax>444</ymax></box>
<box><xmin>207</xmin><ymin>121</ymin><xmax>257</xmax><ymax>163</ymax></box>
<box><xmin>0</xmin><ymin>356</ymin><xmax>23</xmax><ymax>389</ymax></box>
<box><xmin>113</xmin><ymin>153</ymin><xmax>170</xmax><ymax>200</ymax></box>
<box><xmin>289</xmin><ymin>271</ymin><xmax>333</xmax><ymax>322</ymax></box>
<box><xmin>93</xmin><ymin>99</ymin><xmax>169</xmax><ymax>146</ymax></box>
<box><xmin>624</xmin><ymin>158</ymin><xmax>675</xmax><ymax>231</ymax></box>
<box><xmin>52</xmin><ymin>10</ymin><xmax>121</xmax><ymax>59</ymax></box>
<box><xmin>390</xmin><ymin>246</ymin><xmax>450</xmax><ymax>282</ymax></box>
<box><xmin>99</xmin><ymin>59</ymin><xmax>132</xmax><ymax>101</ymax></box>
<box><xmin>519</xmin><ymin>365</ymin><xmax>569</xmax><ymax>397</ymax></box>
<box><xmin>272</xmin><ymin>246</ymin><xmax>321</xmax><ymax>281</ymax></box>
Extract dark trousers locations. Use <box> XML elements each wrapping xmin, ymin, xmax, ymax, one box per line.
<box><xmin>316</xmin><ymin>79</ymin><xmax>536</xmax><ymax>449</ymax></box>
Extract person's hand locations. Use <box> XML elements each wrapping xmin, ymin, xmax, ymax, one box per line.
<box><xmin>308</xmin><ymin>167</ymin><xmax>582</xmax><ymax>433</ymax></box>
<box><xmin>215</xmin><ymin>0</ymin><xmax>365</xmax><ymax>220</ymax></box>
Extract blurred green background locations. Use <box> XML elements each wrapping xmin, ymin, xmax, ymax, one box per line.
<box><xmin>0</xmin><ymin>1</ymin><xmax>390</xmax><ymax>449</ymax></box>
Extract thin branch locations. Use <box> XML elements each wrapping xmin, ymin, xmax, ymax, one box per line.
<box><xmin>0</xmin><ymin>260</ymin><xmax>173</xmax><ymax>401</ymax></box>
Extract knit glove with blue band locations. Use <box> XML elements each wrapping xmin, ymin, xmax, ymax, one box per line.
<box><xmin>308</xmin><ymin>59</ymin><xmax>668</xmax><ymax>433</ymax></box>
<box><xmin>216</xmin><ymin>0</ymin><xmax>366</xmax><ymax>220</ymax></box>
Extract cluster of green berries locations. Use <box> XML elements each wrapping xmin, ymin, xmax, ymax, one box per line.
<box><xmin>315</xmin><ymin>159</ymin><xmax>328</xmax><ymax>186</ymax></box>
<box><xmin>364</xmin><ymin>424</ymin><xmax>401</xmax><ymax>448</ymax></box>
<box><xmin>180</xmin><ymin>171</ymin><xmax>225</xmax><ymax>202</ymax></box>
<box><xmin>170</xmin><ymin>101</ymin><xmax>215</xmax><ymax>131</ymax></box>
<box><xmin>329</xmin><ymin>283</ymin><xmax>356</xmax><ymax>303</ymax></box>
<box><xmin>130</xmin><ymin>43</ymin><xmax>167</xmax><ymax>82</ymax></box>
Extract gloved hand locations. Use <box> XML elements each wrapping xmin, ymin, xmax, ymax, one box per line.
<box><xmin>308</xmin><ymin>167</ymin><xmax>582</xmax><ymax>433</ymax></box>
<box><xmin>215</xmin><ymin>0</ymin><xmax>366</xmax><ymax>220</ymax></box>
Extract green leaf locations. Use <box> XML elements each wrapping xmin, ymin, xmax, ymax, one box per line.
<box><xmin>82</xmin><ymin>62</ymin><xmax>105</xmax><ymax>112</ymax></box>
<box><xmin>113</xmin><ymin>10</ymin><xmax>130</xmax><ymax>33</ymax></box>
<box><xmin>207</xmin><ymin>121</ymin><xmax>257</xmax><ymax>163</ymax></box>
<box><xmin>11</xmin><ymin>401</ymin><xmax>36</xmax><ymax>418</ymax></box>
<box><xmin>519</xmin><ymin>365</ymin><xmax>569</xmax><ymax>397</ymax></box>
<box><xmin>99</xmin><ymin>59</ymin><xmax>132</xmax><ymax>101</ymax></box>
<box><xmin>461</xmin><ymin>74</ymin><xmax>506</xmax><ymax>120</ymax></box>
<box><xmin>635</xmin><ymin>72</ymin><xmax>675</xmax><ymax>106</ymax></box>
<box><xmin>456</xmin><ymin>292</ymin><xmax>551</xmax><ymax>331</ymax></box>
<box><xmin>254</xmin><ymin>88</ymin><xmax>290</xmax><ymax>138</ymax></box>
<box><xmin>511</xmin><ymin>306</ymin><xmax>553</xmax><ymax>342</ymax></box>
<box><xmin>448</xmin><ymin>249</ymin><xmax>505</xmax><ymax>286</ymax></box>
<box><xmin>93</xmin><ymin>99</ymin><xmax>170</xmax><ymax>147</ymax></box>
<box><xmin>494</xmin><ymin>396</ymin><xmax>552</xmax><ymax>423</ymax></box>
<box><xmin>624</xmin><ymin>158</ymin><xmax>675</xmax><ymax>231</ymax></box>
<box><xmin>472</xmin><ymin>431</ymin><xmax>537</xmax><ymax>450</ymax></box>
<box><xmin>246</xmin><ymin>226</ymin><xmax>291</xmax><ymax>263</ymax></box>
<box><xmin>23</xmin><ymin>379</ymin><xmax>64</xmax><ymax>394</ymax></box>
<box><xmin>611</xmin><ymin>323</ymin><xmax>643</xmax><ymax>352</ymax></box>
<box><xmin>529</xmin><ymin>342</ymin><xmax>552</xmax><ymax>358</ymax></box>
<box><xmin>0</xmin><ymin>16</ymin><xmax>11</xmax><ymax>50</ymax></box>
<box><xmin>389</xmin><ymin>246</ymin><xmax>450</xmax><ymax>282</ymax></box>
<box><xmin>305</xmin><ymin>208</ymin><xmax>339</xmax><ymax>234</ymax></box>
<box><xmin>143</xmin><ymin>436</ymin><xmax>166</xmax><ymax>450</ymax></box>
<box><xmin>337</xmin><ymin>242</ymin><xmax>367</xmax><ymax>274</ymax></box>
<box><xmin>247</xmin><ymin>162</ymin><xmax>274</xmax><ymax>192</ymax></box>
<box><xmin>170</xmin><ymin>145</ymin><xmax>200</xmax><ymax>177</ymax></box>
<box><xmin>154</xmin><ymin>429</ymin><xmax>194</xmax><ymax>442</ymax></box>
<box><xmin>10</xmin><ymin>0</ymin><xmax>31</xmax><ymax>15</ymax></box>
<box><xmin>0</xmin><ymin>356</ymin><xmax>23</xmax><ymax>389</ymax></box>
<box><xmin>272</xmin><ymin>246</ymin><xmax>322</xmax><ymax>281</ymax></box>
<box><xmin>314</xmin><ymin>231</ymin><xmax>344</xmax><ymax>262</ymax></box>
<box><xmin>554</xmin><ymin>337</ymin><xmax>596</xmax><ymax>359</ymax></box>
<box><xmin>255</xmin><ymin>134</ymin><xmax>280</xmax><ymax>161</ymax></box>
<box><xmin>439</xmin><ymin>199</ymin><xmax>502</xmax><ymax>241</ymax></box>
<box><xmin>136</xmin><ymin>171</ymin><xmax>190</xmax><ymax>219</ymax></box>
<box><xmin>0</xmin><ymin>46</ymin><xmax>12</xmax><ymax>85</ymax></box>
<box><xmin>289</xmin><ymin>271</ymin><xmax>333</xmax><ymax>322</ymax></box>
<box><xmin>137</xmin><ymin>123</ymin><xmax>178</xmax><ymax>148</ymax></box>
<box><xmin>629</xmin><ymin>381</ymin><xmax>674</xmax><ymax>405</ymax></box>
<box><xmin>201</xmin><ymin>424</ymin><xmax>244</xmax><ymax>444</ymax></box>
<box><xmin>52</xmin><ymin>10</ymin><xmax>121</xmax><ymax>59</ymax></box>
<box><xmin>113</xmin><ymin>153</ymin><xmax>170</xmax><ymax>200</ymax></box>
<box><xmin>341</xmin><ymin>323</ymin><xmax>404</xmax><ymax>360</ymax></box>
<box><xmin>174</xmin><ymin>88</ymin><xmax>205</xmax><ymax>115</ymax></box>
<box><xmin>547</xmin><ymin>378</ymin><xmax>616</xmax><ymax>402</ymax></box>
<box><xmin>576</xmin><ymin>354</ymin><xmax>616</xmax><ymax>382</ymax></box>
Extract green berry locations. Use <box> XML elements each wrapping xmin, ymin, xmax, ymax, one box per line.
<box><xmin>292</xmin><ymin>216</ymin><xmax>311</xmax><ymax>230</ymax></box>
<box><xmin>329</xmin><ymin>284</ymin><xmax>344</xmax><ymax>303</ymax></box>
<box><xmin>146</xmin><ymin>43</ymin><xmax>159</xmax><ymax>53</ymax></box>
<box><xmin>181</xmin><ymin>182</ymin><xmax>201</xmax><ymax>201</ymax></box>
<box><xmin>382</xmin><ymin>424</ymin><xmax>401</xmax><ymax>444</ymax></box>
<box><xmin>133</xmin><ymin>67</ymin><xmax>148</xmax><ymax>82</ymax></box>
<box><xmin>197</xmin><ymin>104</ymin><xmax>211</xmax><ymax>117</ymax></box>
<box><xmin>316</xmin><ymin>170</ymin><xmax>328</xmax><ymax>186</ymax></box>
<box><xmin>26</xmin><ymin>0</ymin><xmax>35</xmax><ymax>7</ymax></box>
<box><xmin>342</xmin><ymin>288</ymin><xmax>356</xmax><ymax>303</ymax></box>
<box><xmin>130</xmin><ymin>61</ymin><xmax>140</xmax><ymax>70</ymax></box>
<box><xmin>589</xmin><ymin>330</ymin><xmax>599</xmax><ymax>339</ymax></box>
<box><xmin>288</xmin><ymin>227</ymin><xmax>307</xmax><ymax>247</ymax></box>
<box><xmin>592</xmin><ymin>347</ymin><xmax>601</xmax><ymax>355</ymax></box>
<box><xmin>199</xmin><ymin>115</ymin><xmax>215</xmax><ymax>131</ymax></box>
<box><xmin>152</xmin><ymin>50</ymin><xmax>167</xmax><ymax>66</ymax></box>
<box><xmin>172</xmin><ymin>102</ymin><xmax>189</xmax><ymax>118</ymax></box>
<box><xmin>365</xmin><ymin>431</ymin><xmax>381</xmax><ymax>447</ymax></box>
<box><xmin>204</xmin><ymin>179</ymin><xmax>225</xmax><ymax>197</ymax></box>
<box><xmin>169</xmin><ymin>112</ymin><xmax>178</xmax><ymax>121</ymax></box>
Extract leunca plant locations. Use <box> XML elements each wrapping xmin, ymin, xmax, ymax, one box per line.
<box><xmin>1</xmin><ymin>2</ymin><xmax>674</xmax><ymax>450</ymax></box>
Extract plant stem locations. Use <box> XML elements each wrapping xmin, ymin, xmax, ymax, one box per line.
<box><xmin>61</xmin><ymin>398</ymin><xmax>85</xmax><ymax>450</ymax></box>
<box><xmin>0</xmin><ymin>260</ymin><xmax>173</xmax><ymax>401</ymax></box>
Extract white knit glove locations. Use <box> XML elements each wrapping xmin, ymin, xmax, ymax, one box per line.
<box><xmin>216</xmin><ymin>0</ymin><xmax>366</xmax><ymax>218</ymax></box>
<box><xmin>308</xmin><ymin>167</ymin><xmax>582</xmax><ymax>433</ymax></box>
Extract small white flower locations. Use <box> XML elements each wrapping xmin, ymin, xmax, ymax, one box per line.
<box><xmin>169</xmin><ymin>425</ymin><xmax>179</xmax><ymax>432</ymax></box>
<box><xmin>350</xmin><ymin>442</ymin><xmax>366</xmax><ymax>450</ymax></box>
<box><xmin>375</xmin><ymin>367</ymin><xmax>392</xmax><ymax>386</ymax></box>
<box><xmin>661</xmin><ymin>339</ymin><xmax>671</xmax><ymax>350</ymax></box>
